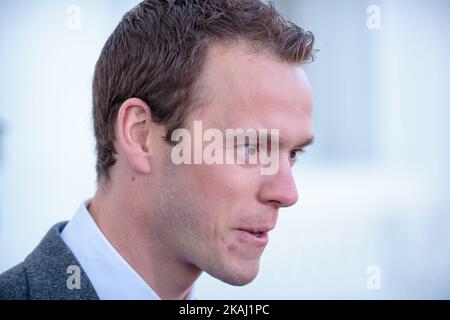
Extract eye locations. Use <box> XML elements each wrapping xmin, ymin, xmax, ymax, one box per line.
<box><xmin>236</xmin><ymin>143</ymin><xmax>260</xmax><ymax>164</ymax></box>
<box><xmin>244</xmin><ymin>144</ymin><xmax>258</xmax><ymax>156</ymax></box>
<box><xmin>236</xmin><ymin>143</ymin><xmax>259</xmax><ymax>155</ymax></box>
<box><xmin>289</xmin><ymin>149</ymin><xmax>305</xmax><ymax>162</ymax></box>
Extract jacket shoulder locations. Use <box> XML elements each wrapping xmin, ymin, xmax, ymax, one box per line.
<box><xmin>1</xmin><ymin>222</ymin><xmax>99</xmax><ymax>300</ymax></box>
<box><xmin>0</xmin><ymin>262</ymin><xmax>30</xmax><ymax>300</ymax></box>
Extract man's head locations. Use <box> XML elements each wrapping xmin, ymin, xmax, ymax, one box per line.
<box><xmin>92</xmin><ymin>0</ymin><xmax>315</xmax><ymax>286</ymax></box>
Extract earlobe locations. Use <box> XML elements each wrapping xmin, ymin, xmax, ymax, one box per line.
<box><xmin>117</xmin><ymin>98</ymin><xmax>153</xmax><ymax>174</ymax></box>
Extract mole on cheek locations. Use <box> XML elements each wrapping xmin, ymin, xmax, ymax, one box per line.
<box><xmin>221</xmin><ymin>235</ymin><xmax>237</xmax><ymax>251</ymax></box>
<box><xmin>227</xmin><ymin>243</ymin><xmax>238</xmax><ymax>251</ymax></box>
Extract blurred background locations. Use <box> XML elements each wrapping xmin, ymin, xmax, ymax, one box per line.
<box><xmin>0</xmin><ymin>0</ymin><xmax>449</xmax><ymax>299</ymax></box>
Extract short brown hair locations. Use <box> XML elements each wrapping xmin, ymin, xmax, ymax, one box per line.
<box><xmin>93</xmin><ymin>0</ymin><xmax>315</xmax><ymax>183</ymax></box>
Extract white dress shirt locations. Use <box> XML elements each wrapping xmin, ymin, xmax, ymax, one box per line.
<box><xmin>61</xmin><ymin>199</ymin><xmax>195</xmax><ymax>300</ymax></box>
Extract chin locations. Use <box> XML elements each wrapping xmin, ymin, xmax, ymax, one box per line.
<box><xmin>213</xmin><ymin>260</ymin><xmax>261</xmax><ymax>287</ymax></box>
<box><xmin>226</xmin><ymin>274</ymin><xmax>258</xmax><ymax>286</ymax></box>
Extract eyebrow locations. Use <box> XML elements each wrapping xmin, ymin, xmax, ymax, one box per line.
<box><xmin>277</xmin><ymin>134</ymin><xmax>315</xmax><ymax>150</ymax></box>
<box><xmin>295</xmin><ymin>135</ymin><xmax>315</xmax><ymax>149</ymax></box>
<box><xmin>226</xmin><ymin>129</ymin><xmax>314</xmax><ymax>150</ymax></box>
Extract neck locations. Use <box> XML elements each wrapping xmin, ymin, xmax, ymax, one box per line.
<box><xmin>88</xmin><ymin>186</ymin><xmax>202</xmax><ymax>300</ymax></box>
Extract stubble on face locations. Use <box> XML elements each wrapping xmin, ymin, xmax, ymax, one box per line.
<box><xmin>147</xmin><ymin>42</ymin><xmax>313</xmax><ymax>287</ymax></box>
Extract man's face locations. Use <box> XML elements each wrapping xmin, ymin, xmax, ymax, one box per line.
<box><xmin>152</xmin><ymin>43</ymin><xmax>313</xmax><ymax>286</ymax></box>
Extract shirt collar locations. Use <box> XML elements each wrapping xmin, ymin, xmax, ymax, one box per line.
<box><xmin>61</xmin><ymin>199</ymin><xmax>196</xmax><ymax>300</ymax></box>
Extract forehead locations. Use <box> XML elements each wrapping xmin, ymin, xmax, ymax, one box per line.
<box><xmin>193</xmin><ymin>43</ymin><xmax>313</xmax><ymax>144</ymax></box>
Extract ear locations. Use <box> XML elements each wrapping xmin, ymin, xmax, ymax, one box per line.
<box><xmin>116</xmin><ymin>98</ymin><xmax>153</xmax><ymax>174</ymax></box>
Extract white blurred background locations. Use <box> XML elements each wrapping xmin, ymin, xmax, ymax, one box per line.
<box><xmin>0</xmin><ymin>0</ymin><xmax>449</xmax><ymax>299</ymax></box>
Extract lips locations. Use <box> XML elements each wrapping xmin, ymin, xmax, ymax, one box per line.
<box><xmin>240</xmin><ymin>228</ymin><xmax>269</xmax><ymax>236</ymax></box>
<box><xmin>234</xmin><ymin>226</ymin><xmax>273</xmax><ymax>247</ymax></box>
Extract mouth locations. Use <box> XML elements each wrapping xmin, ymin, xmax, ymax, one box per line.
<box><xmin>234</xmin><ymin>227</ymin><xmax>272</xmax><ymax>247</ymax></box>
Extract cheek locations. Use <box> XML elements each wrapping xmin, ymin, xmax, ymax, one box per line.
<box><xmin>196</xmin><ymin>168</ymin><xmax>252</xmax><ymax>227</ymax></box>
<box><xmin>191</xmin><ymin>164</ymin><xmax>256</xmax><ymax>200</ymax></box>
<box><xmin>180</xmin><ymin>164</ymin><xmax>261</xmax><ymax>242</ymax></box>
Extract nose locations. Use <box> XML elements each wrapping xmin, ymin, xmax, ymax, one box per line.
<box><xmin>257</xmin><ymin>156</ymin><xmax>299</xmax><ymax>208</ymax></box>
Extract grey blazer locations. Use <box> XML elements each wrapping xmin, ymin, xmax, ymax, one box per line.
<box><xmin>0</xmin><ymin>222</ymin><xmax>99</xmax><ymax>300</ymax></box>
